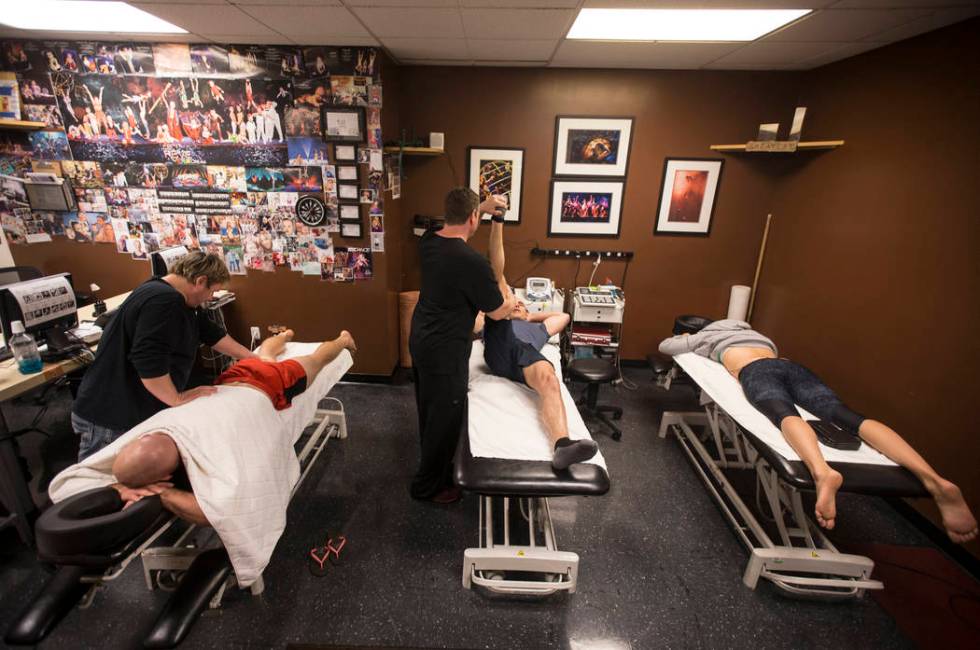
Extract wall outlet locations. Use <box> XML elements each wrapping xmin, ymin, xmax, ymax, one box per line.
<box><xmin>250</xmin><ymin>326</ymin><xmax>261</xmax><ymax>341</ymax></box>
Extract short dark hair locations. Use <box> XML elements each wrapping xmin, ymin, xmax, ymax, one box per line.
<box><xmin>444</xmin><ymin>187</ymin><xmax>479</xmax><ymax>225</ymax></box>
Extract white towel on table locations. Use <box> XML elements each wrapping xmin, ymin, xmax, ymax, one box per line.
<box><xmin>49</xmin><ymin>343</ymin><xmax>352</xmax><ymax>586</ymax></box>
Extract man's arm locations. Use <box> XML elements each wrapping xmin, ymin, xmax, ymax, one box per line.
<box><xmin>658</xmin><ymin>332</ymin><xmax>697</xmax><ymax>356</ymax></box>
<box><xmin>160</xmin><ymin>487</ymin><xmax>210</xmax><ymax>526</ymax></box>
<box><xmin>141</xmin><ymin>375</ymin><xmax>216</xmax><ymax>408</ymax></box>
<box><xmin>212</xmin><ymin>335</ymin><xmax>259</xmax><ymax>360</ymax></box>
<box><xmin>485</xmin><ymin>284</ymin><xmax>517</xmax><ymax>321</ymax></box>
<box><xmin>473</xmin><ymin>312</ymin><xmax>485</xmax><ymax>335</ymax></box>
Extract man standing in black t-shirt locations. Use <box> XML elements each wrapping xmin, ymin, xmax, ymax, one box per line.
<box><xmin>72</xmin><ymin>251</ymin><xmax>258</xmax><ymax>460</ymax></box>
<box><xmin>409</xmin><ymin>188</ymin><xmax>515</xmax><ymax>502</ymax></box>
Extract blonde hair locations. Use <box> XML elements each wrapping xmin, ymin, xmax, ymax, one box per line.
<box><xmin>170</xmin><ymin>250</ymin><xmax>230</xmax><ymax>286</ymax></box>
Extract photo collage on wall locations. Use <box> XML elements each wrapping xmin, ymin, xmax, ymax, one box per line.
<box><xmin>0</xmin><ymin>38</ymin><xmax>386</xmax><ymax>282</ymax></box>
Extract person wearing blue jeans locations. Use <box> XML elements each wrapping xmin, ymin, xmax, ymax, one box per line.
<box><xmin>660</xmin><ymin>319</ymin><xmax>977</xmax><ymax>544</ymax></box>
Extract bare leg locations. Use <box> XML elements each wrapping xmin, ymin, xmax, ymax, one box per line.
<box><xmin>256</xmin><ymin>328</ymin><xmax>294</xmax><ymax>361</ymax></box>
<box><xmin>779</xmin><ymin>416</ymin><xmax>844</xmax><ymax>530</ymax></box>
<box><xmin>522</xmin><ymin>361</ymin><xmax>567</xmax><ymax>445</ymax></box>
<box><xmin>858</xmin><ymin>419</ymin><xmax>977</xmax><ymax>543</ymax></box>
<box><xmin>489</xmin><ymin>220</ymin><xmax>505</xmax><ymax>282</ymax></box>
<box><xmin>293</xmin><ymin>331</ymin><xmax>356</xmax><ymax>382</ymax></box>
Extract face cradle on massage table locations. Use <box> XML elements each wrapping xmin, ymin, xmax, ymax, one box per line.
<box><xmin>6</xmin><ymin>344</ymin><xmax>353</xmax><ymax>648</ymax></box>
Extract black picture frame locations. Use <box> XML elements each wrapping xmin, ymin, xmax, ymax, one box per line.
<box><xmin>336</xmin><ymin>164</ymin><xmax>359</xmax><ymax>182</ymax></box>
<box><xmin>653</xmin><ymin>157</ymin><xmax>724</xmax><ymax>237</ymax></box>
<box><xmin>334</xmin><ymin>144</ymin><xmax>356</xmax><ymax>161</ymax></box>
<box><xmin>337</xmin><ymin>182</ymin><xmax>359</xmax><ymax>201</ymax></box>
<box><xmin>546</xmin><ymin>179</ymin><xmax>625</xmax><ymax>239</ymax></box>
<box><xmin>552</xmin><ymin>115</ymin><xmax>635</xmax><ymax>178</ymax></box>
<box><xmin>466</xmin><ymin>145</ymin><xmax>525</xmax><ymax>225</ymax></box>
<box><xmin>340</xmin><ymin>220</ymin><xmax>363</xmax><ymax>238</ymax></box>
<box><xmin>339</xmin><ymin>202</ymin><xmax>361</xmax><ymax>221</ymax></box>
<box><xmin>321</xmin><ymin>106</ymin><xmax>366</xmax><ymax>143</ymax></box>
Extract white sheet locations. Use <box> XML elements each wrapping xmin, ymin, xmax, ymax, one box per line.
<box><xmin>673</xmin><ymin>352</ymin><xmax>895</xmax><ymax>466</ymax></box>
<box><xmin>49</xmin><ymin>343</ymin><xmax>353</xmax><ymax>587</ymax></box>
<box><xmin>467</xmin><ymin>341</ymin><xmax>607</xmax><ymax>471</ymax></box>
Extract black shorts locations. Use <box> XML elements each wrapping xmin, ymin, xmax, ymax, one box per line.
<box><xmin>484</xmin><ymin>338</ymin><xmax>551</xmax><ymax>385</ymax></box>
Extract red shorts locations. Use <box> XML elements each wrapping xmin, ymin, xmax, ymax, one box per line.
<box><xmin>215</xmin><ymin>358</ymin><xmax>307</xmax><ymax>410</ymax></box>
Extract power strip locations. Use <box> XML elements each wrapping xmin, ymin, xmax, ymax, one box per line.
<box><xmin>531</xmin><ymin>247</ymin><xmax>634</xmax><ymax>259</ymax></box>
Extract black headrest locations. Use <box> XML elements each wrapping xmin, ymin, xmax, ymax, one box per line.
<box><xmin>673</xmin><ymin>315</ymin><xmax>713</xmax><ymax>336</ymax></box>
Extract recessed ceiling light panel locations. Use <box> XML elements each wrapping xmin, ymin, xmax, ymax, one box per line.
<box><xmin>567</xmin><ymin>8</ymin><xmax>811</xmax><ymax>42</ymax></box>
<box><xmin>0</xmin><ymin>1</ymin><xmax>188</xmax><ymax>34</ymax></box>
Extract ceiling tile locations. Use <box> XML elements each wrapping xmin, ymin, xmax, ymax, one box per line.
<box><xmin>290</xmin><ymin>35</ymin><xmax>379</xmax><ymax>46</ymax></box>
<box><xmin>766</xmin><ymin>8</ymin><xmax>932</xmax><ymax>41</ymax></box>
<box><xmin>200</xmin><ymin>33</ymin><xmax>293</xmax><ymax>45</ymax></box>
<box><xmin>831</xmin><ymin>0</ymin><xmax>972</xmax><ymax>7</ymax></box>
<box><xmin>401</xmin><ymin>59</ymin><xmax>475</xmax><ymax>66</ymax></box>
<box><xmin>859</xmin><ymin>7</ymin><xmax>980</xmax><ymax>42</ymax></box>
<box><xmin>346</xmin><ymin>0</ymin><xmax>458</xmax><ymax>6</ymax></box>
<box><xmin>382</xmin><ymin>37</ymin><xmax>470</xmax><ymax>60</ymax></box>
<box><xmin>551</xmin><ymin>40</ymin><xmax>743</xmax><ymax>69</ymax></box>
<box><xmin>708</xmin><ymin>41</ymin><xmax>845</xmax><ymax>66</ymax></box>
<box><xmin>240</xmin><ymin>5</ymin><xmax>370</xmax><ymax>39</ymax></box>
<box><xmin>583</xmin><ymin>0</ymin><xmax>836</xmax><ymax>8</ymax></box>
<box><xmin>461</xmin><ymin>9</ymin><xmax>575</xmax><ymax>40</ymax></box>
<box><xmin>352</xmin><ymin>8</ymin><xmax>464</xmax><ymax>38</ymax></box>
<box><xmin>230</xmin><ymin>1</ymin><xmax>340</xmax><ymax>5</ymax></box>
<box><xmin>467</xmin><ymin>39</ymin><xmax>557</xmax><ymax>60</ymax></box>
<box><xmin>132</xmin><ymin>3</ymin><xmax>271</xmax><ymax>35</ymax></box>
<box><xmin>127</xmin><ymin>0</ymin><xmax>226</xmax><ymax>4</ymax></box>
<box><xmin>462</xmin><ymin>0</ymin><xmax>580</xmax><ymax>6</ymax></box>
<box><xmin>798</xmin><ymin>40</ymin><xmax>887</xmax><ymax>68</ymax></box>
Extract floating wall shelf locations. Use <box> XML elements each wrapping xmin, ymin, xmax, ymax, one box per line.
<box><xmin>710</xmin><ymin>140</ymin><xmax>845</xmax><ymax>153</ymax></box>
<box><xmin>0</xmin><ymin>119</ymin><xmax>47</xmax><ymax>131</ymax></box>
<box><xmin>382</xmin><ymin>146</ymin><xmax>445</xmax><ymax>156</ymax></box>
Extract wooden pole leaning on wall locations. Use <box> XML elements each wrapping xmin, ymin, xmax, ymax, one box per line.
<box><xmin>747</xmin><ymin>213</ymin><xmax>772</xmax><ymax>323</ymax></box>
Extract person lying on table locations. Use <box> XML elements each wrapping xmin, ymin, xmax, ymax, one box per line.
<box><xmin>659</xmin><ymin>319</ymin><xmax>977</xmax><ymax>543</ymax></box>
<box><xmin>474</xmin><ymin>212</ymin><xmax>598</xmax><ymax>471</ymax></box>
<box><xmin>100</xmin><ymin>328</ymin><xmax>356</xmax><ymax>525</ymax></box>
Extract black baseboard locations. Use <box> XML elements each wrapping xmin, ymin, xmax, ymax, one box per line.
<box><xmin>885</xmin><ymin>497</ymin><xmax>980</xmax><ymax>580</ymax></box>
<box><xmin>619</xmin><ymin>358</ymin><xmax>649</xmax><ymax>368</ymax></box>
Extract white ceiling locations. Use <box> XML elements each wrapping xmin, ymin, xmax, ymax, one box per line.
<box><xmin>0</xmin><ymin>0</ymin><xmax>976</xmax><ymax>70</ymax></box>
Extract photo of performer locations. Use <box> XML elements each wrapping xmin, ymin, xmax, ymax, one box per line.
<box><xmin>560</xmin><ymin>192</ymin><xmax>612</xmax><ymax>223</ymax></box>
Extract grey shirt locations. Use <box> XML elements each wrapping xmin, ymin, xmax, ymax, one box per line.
<box><xmin>658</xmin><ymin>319</ymin><xmax>777</xmax><ymax>362</ymax></box>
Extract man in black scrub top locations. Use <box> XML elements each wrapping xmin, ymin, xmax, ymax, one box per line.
<box><xmin>409</xmin><ymin>188</ymin><xmax>516</xmax><ymax>502</ymax></box>
<box><xmin>71</xmin><ymin>251</ymin><xmax>258</xmax><ymax>460</ymax></box>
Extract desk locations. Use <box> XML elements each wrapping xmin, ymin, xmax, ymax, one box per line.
<box><xmin>0</xmin><ymin>292</ymin><xmax>129</xmax><ymax>545</ymax></box>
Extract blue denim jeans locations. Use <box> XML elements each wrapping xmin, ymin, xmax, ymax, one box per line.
<box><xmin>71</xmin><ymin>412</ymin><xmax>126</xmax><ymax>461</ymax></box>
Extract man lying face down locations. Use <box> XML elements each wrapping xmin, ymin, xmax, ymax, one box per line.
<box><xmin>475</xmin><ymin>208</ymin><xmax>598</xmax><ymax>471</ymax></box>
<box><xmin>107</xmin><ymin>328</ymin><xmax>357</xmax><ymax>525</ymax></box>
<box><xmin>659</xmin><ymin>320</ymin><xmax>977</xmax><ymax>544</ymax></box>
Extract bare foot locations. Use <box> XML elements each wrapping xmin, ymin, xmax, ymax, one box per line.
<box><xmin>339</xmin><ymin>330</ymin><xmax>356</xmax><ymax>352</ymax></box>
<box><xmin>814</xmin><ymin>469</ymin><xmax>843</xmax><ymax>530</ymax></box>
<box><xmin>933</xmin><ymin>480</ymin><xmax>978</xmax><ymax>544</ymax></box>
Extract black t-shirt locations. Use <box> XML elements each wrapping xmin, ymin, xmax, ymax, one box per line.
<box><xmin>73</xmin><ymin>278</ymin><xmax>226</xmax><ymax>431</ymax></box>
<box><xmin>410</xmin><ymin>230</ymin><xmax>503</xmax><ymax>374</ymax></box>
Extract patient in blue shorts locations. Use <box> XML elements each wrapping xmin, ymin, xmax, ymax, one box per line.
<box><xmin>476</xmin><ymin>214</ymin><xmax>598</xmax><ymax>471</ymax></box>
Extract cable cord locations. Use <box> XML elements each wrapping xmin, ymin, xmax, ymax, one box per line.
<box><xmin>614</xmin><ymin>258</ymin><xmax>637</xmax><ymax>390</ymax></box>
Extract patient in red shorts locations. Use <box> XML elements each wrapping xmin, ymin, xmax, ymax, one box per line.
<box><xmin>213</xmin><ymin>328</ymin><xmax>354</xmax><ymax>409</ymax></box>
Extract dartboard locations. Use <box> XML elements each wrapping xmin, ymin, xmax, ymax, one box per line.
<box><xmin>296</xmin><ymin>195</ymin><xmax>326</xmax><ymax>226</ymax></box>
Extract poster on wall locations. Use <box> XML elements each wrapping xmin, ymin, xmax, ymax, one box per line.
<box><xmin>653</xmin><ymin>158</ymin><xmax>723</xmax><ymax>236</ymax></box>
<box><xmin>547</xmin><ymin>180</ymin><xmax>624</xmax><ymax>238</ymax></box>
<box><xmin>467</xmin><ymin>146</ymin><xmax>524</xmax><ymax>224</ymax></box>
<box><xmin>553</xmin><ymin>116</ymin><xmax>634</xmax><ymax>178</ymax></box>
<box><xmin>54</xmin><ymin>73</ymin><xmax>289</xmax><ymax>165</ymax></box>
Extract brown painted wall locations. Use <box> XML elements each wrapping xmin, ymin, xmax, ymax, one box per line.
<box><xmin>752</xmin><ymin>19</ymin><xmax>980</xmax><ymax>556</ymax></box>
<box><xmin>393</xmin><ymin>66</ymin><xmax>802</xmax><ymax>360</ymax></box>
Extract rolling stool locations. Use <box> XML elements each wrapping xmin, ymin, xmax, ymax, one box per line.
<box><xmin>567</xmin><ymin>358</ymin><xmax>622</xmax><ymax>441</ymax></box>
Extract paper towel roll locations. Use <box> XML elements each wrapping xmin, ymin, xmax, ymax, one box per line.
<box><xmin>727</xmin><ymin>285</ymin><xmax>751</xmax><ymax>321</ymax></box>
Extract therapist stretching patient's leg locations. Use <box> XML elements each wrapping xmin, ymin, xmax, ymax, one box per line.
<box><xmin>109</xmin><ymin>329</ymin><xmax>356</xmax><ymax>525</ymax></box>
<box><xmin>479</xmin><ymin>216</ymin><xmax>597</xmax><ymax>471</ymax></box>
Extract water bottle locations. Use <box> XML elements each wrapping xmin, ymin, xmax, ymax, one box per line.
<box><xmin>9</xmin><ymin>321</ymin><xmax>42</xmax><ymax>374</ymax></box>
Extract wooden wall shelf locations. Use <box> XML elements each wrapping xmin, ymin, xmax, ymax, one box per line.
<box><xmin>710</xmin><ymin>140</ymin><xmax>844</xmax><ymax>152</ymax></box>
<box><xmin>0</xmin><ymin>119</ymin><xmax>47</xmax><ymax>131</ymax></box>
<box><xmin>383</xmin><ymin>146</ymin><xmax>445</xmax><ymax>156</ymax></box>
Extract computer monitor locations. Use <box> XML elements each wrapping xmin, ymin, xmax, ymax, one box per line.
<box><xmin>0</xmin><ymin>273</ymin><xmax>78</xmax><ymax>346</ymax></box>
<box><xmin>150</xmin><ymin>246</ymin><xmax>189</xmax><ymax>276</ymax></box>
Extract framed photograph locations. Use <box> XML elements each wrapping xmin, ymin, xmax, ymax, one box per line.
<box><xmin>337</xmin><ymin>164</ymin><xmax>359</xmax><ymax>181</ymax></box>
<box><xmin>338</xmin><ymin>183</ymin><xmax>359</xmax><ymax>200</ymax></box>
<box><xmin>321</xmin><ymin>106</ymin><xmax>366</xmax><ymax>143</ymax></box>
<box><xmin>341</xmin><ymin>221</ymin><xmax>362</xmax><ymax>238</ymax></box>
<box><xmin>654</xmin><ymin>158</ymin><xmax>724</xmax><ymax>236</ymax></box>
<box><xmin>334</xmin><ymin>144</ymin><xmax>356</xmax><ymax>161</ymax></box>
<box><xmin>358</xmin><ymin>187</ymin><xmax>376</xmax><ymax>204</ymax></box>
<box><xmin>553</xmin><ymin>116</ymin><xmax>634</xmax><ymax>178</ymax></box>
<box><xmin>467</xmin><ymin>146</ymin><xmax>524</xmax><ymax>224</ymax></box>
<box><xmin>548</xmin><ymin>180</ymin><xmax>624</xmax><ymax>238</ymax></box>
<box><xmin>339</xmin><ymin>203</ymin><xmax>360</xmax><ymax>221</ymax></box>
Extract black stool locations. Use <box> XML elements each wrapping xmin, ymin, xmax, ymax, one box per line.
<box><xmin>567</xmin><ymin>358</ymin><xmax>622</xmax><ymax>441</ymax></box>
